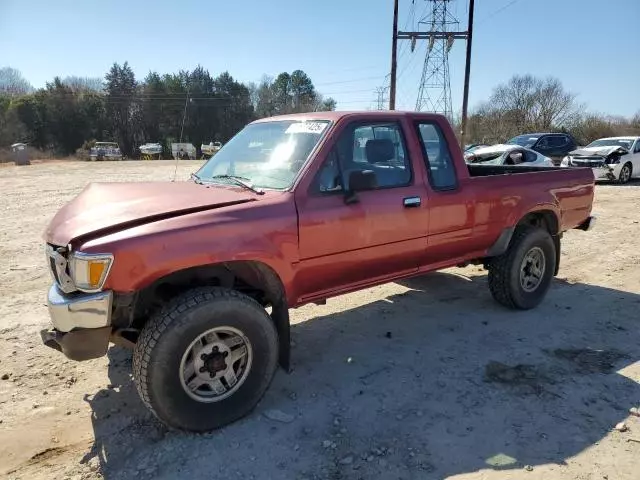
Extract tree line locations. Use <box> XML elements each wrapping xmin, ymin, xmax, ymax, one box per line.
<box><xmin>0</xmin><ymin>64</ymin><xmax>336</xmax><ymax>158</ymax></box>
<box><xmin>2</xmin><ymin>65</ymin><xmax>638</xmax><ymax>159</ymax></box>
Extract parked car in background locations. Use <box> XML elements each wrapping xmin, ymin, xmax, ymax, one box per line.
<box><xmin>89</xmin><ymin>142</ymin><xmax>123</xmax><ymax>161</ymax></box>
<box><xmin>201</xmin><ymin>141</ymin><xmax>223</xmax><ymax>159</ymax></box>
<box><xmin>41</xmin><ymin>111</ymin><xmax>595</xmax><ymax>432</ymax></box>
<box><xmin>139</xmin><ymin>142</ymin><xmax>163</xmax><ymax>160</ymax></box>
<box><xmin>506</xmin><ymin>133</ymin><xmax>577</xmax><ymax>165</ymax></box>
<box><xmin>171</xmin><ymin>142</ymin><xmax>197</xmax><ymax>160</ymax></box>
<box><xmin>465</xmin><ymin>144</ymin><xmax>554</xmax><ymax>167</ymax></box>
<box><xmin>560</xmin><ymin>136</ymin><xmax>640</xmax><ymax>184</ymax></box>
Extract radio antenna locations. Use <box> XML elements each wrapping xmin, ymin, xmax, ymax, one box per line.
<box><xmin>172</xmin><ymin>84</ymin><xmax>190</xmax><ymax>182</ymax></box>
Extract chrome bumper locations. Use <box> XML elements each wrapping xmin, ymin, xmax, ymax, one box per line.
<box><xmin>42</xmin><ymin>285</ymin><xmax>113</xmax><ymax>361</ymax></box>
<box><xmin>47</xmin><ymin>284</ymin><xmax>112</xmax><ymax>332</ymax></box>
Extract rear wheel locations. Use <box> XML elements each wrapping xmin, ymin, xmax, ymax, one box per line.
<box><xmin>132</xmin><ymin>287</ymin><xmax>279</xmax><ymax>432</ymax></box>
<box><xmin>618</xmin><ymin>163</ymin><xmax>632</xmax><ymax>184</ymax></box>
<box><xmin>487</xmin><ymin>226</ymin><xmax>556</xmax><ymax>310</ymax></box>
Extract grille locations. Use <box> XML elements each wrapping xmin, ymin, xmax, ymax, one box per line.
<box><xmin>46</xmin><ymin>244</ymin><xmax>74</xmax><ymax>292</ymax></box>
<box><xmin>571</xmin><ymin>159</ymin><xmax>605</xmax><ymax>168</ymax></box>
<box><xmin>48</xmin><ymin>255</ymin><xmax>61</xmax><ymax>284</ymax></box>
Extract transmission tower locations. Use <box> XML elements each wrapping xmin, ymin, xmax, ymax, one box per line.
<box><xmin>395</xmin><ymin>0</ymin><xmax>467</xmax><ymax>119</ymax></box>
<box><xmin>375</xmin><ymin>87</ymin><xmax>388</xmax><ymax>110</ymax></box>
<box><xmin>415</xmin><ymin>0</ymin><xmax>459</xmax><ymax>117</ymax></box>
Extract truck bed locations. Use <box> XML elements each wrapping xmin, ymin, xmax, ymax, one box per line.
<box><xmin>465</xmin><ymin>163</ymin><xmax>594</xmax><ymax>233</ymax></box>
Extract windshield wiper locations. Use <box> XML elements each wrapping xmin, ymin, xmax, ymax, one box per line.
<box><xmin>190</xmin><ymin>172</ymin><xmax>204</xmax><ymax>184</ymax></box>
<box><xmin>210</xmin><ymin>174</ymin><xmax>265</xmax><ymax>195</ymax></box>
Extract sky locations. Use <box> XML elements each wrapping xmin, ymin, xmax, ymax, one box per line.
<box><xmin>1</xmin><ymin>0</ymin><xmax>639</xmax><ymax>116</ymax></box>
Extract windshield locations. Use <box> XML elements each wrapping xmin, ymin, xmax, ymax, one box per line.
<box><xmin>196</xmin><ymin>120</ymin><xmax>330</xmax><ymax>189</ymax></box>
<box><xmin>506</xmin><ymin>135</ymin><xmax>539</xmax><ymax>147</ymax></box>
<box><xmin>586</xmin><ymin>138</ymin><xmax>633</xmax><ymax>149</ymax></box>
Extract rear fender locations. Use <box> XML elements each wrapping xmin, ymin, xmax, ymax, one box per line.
<box><xmin>486</xmin><ymin>208</ymin><xmax>561</xmax><ymax>275</ymax></box>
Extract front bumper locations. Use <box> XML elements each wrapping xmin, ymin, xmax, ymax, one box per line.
<box><xmin>592</xmin><ymin>165</ymin><xmax>622</xmax><ymax>181</ymax></box>
<box><xmin>41</xmin><ymin>285</ymin><xmax>113</xmax><ymax>361</ymax></box>
<box><xmin>561</xmin><ymin>161</ymin><xmax>622</xmax><ymax>181</ymax></box>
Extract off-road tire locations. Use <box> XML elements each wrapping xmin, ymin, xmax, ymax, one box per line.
<box><xmin>487</xmin><ymin>226</ymin><xmax>556</xmax><ymax>310</ymax></box>
<box><xmin>618</xmin><ymin>162</ymin><xmax>632</xmax><ymax>184</ymax></box>
<box><xmin>132</xmin><ymin>287</ymin><xmax>279</xmax><ymax>432</ymax></box>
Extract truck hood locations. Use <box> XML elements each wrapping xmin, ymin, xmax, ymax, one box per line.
<box><xmin>45</xmin><ymin>182</ymin><xmax>256</xmax><ymax>246</ymax></box>
<box><xmin>569</xmin><ymin>146</ymin><xmax>628</xmax><ymax>157</ymax></box>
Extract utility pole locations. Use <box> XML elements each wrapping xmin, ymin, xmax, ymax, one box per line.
<box><xmin>389</xmin><ymin>0</ymin><xmax>399</xmax><ymax>110</ymax></box>
<box><xmin>459</xmin><ymin>0</ymin><xmax>475</xmax><ymax>149</ymax></box>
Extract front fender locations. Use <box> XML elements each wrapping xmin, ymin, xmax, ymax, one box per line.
<box><xmin>79</xmin><ymin>199</ymin><xmax>299</xmax><ymax>303</ymax></box>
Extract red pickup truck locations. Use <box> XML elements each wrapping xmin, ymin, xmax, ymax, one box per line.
<box><xmin>41</xmin><ymin>111</ymin><xmax>595</xmax><ymax>431</ymax></box>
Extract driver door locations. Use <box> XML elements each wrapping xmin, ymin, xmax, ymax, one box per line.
<box><xmin>293</xmin><ymin>120</ymin><xmax>428</xmax><ymax>301</ymax></box>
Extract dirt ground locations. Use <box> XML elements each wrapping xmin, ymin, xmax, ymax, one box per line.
<box><xmin>1</xmin><ymin>160</ymin><xmax>639</xmax><ymax>480</ymax></box>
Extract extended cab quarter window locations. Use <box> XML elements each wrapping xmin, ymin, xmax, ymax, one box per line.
<box><xmin>315</xmin><ymin>122</ymin><xmax>411</xmax><ymax>192</ymax></box>
<box><xmin>416</xmin><ymin>122</ymin><xmax>457</xmax><ymax>190</ymax></box>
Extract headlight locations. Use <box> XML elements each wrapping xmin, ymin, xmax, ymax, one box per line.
<box><xmin>69</xmin><ymin>253</ymin><xmax>113</xmax><ymax>292</ymax></box>
<box><xmin>560</xmin><ymin>156</ymin><xmax>569</xmax><ymax>166</ymax></box>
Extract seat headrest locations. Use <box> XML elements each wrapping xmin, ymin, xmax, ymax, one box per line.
<box><xmin>365</xmin><ymin>139</ymin><xmax>395</xmax><ymax>164</ymax></box>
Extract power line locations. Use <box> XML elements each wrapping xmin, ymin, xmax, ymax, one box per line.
<box><xmin>314</xmin><ymin>75</ymin><xmax>386</xmax><ymax>86</ymax></box>
<box><xmin>476</xmin><ymin>0</ymin><xmax>522</xmax><ymax>24</ymax></box>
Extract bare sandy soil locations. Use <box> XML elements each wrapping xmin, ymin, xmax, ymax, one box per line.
<box><xmin>1</xmin><ymin>160</ymin><xmax>639</xmax><ymax>480</ymax></box>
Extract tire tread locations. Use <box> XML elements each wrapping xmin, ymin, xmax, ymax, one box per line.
<box><xmin>132</xmin><ymin>287</ymin><xmax>271</xmax><ymax>427</ymax></box>
<box><xmin>487</xmin><ymin>225</ymin><xmax>550</xmax><ymax>310</ymax></box>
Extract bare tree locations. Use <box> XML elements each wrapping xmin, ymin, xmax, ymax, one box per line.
<box><xmin>571</xmin><ymin>113</ymin><xmax>640</xmax><ymax>144</ymax></box>
<box><xmin>0</xmin><ymin>67</ymin><xmax>33</xmax><ymax>97</ymax></box>
<box><xmin>488</xmin><ymin>75</ymin><xmax>581</xmax><ymax>131</ymax></box>
<box><xmin>466</xmin><ymin>75</ymin><xmax>585</xmax><ymax>143</ymax></box>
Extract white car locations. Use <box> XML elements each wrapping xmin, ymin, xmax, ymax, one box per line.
<box><xmin>89</xmin><ymin>142</ymin><xmax>123</xmax><ymax>161</ymax></box>
<box><xmin>464</xmin><ymin>144</ymin><xmax>554</xmax><ymax>167</ymax></box>
<box><xmin>560</xmin><ymin>137</ymin><xmax>640</xmax><ymax>184</ymax></box>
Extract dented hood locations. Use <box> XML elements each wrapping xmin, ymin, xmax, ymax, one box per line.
<box><xmin>569</xmin><ymin>146</ymin><xmax>629</xmax><ymax>157</ymax></box>
<box><xmin>45</xmin><ymin>182</ymin><xmax>256</xmax><ymax>246</ymax></box>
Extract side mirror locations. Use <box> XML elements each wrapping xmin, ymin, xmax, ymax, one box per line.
<box><xmin>344</xmin><ymin>170</ymin><xmax>377</xmax><ymax>205</ymax></box>
<box><xmin>348</xmin><ymin>169</ymin><xmax>378</xmax><ymax>192</ymax></box>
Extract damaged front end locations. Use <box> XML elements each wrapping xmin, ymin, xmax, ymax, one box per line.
<box><xmin>563</xmin><ymin>146</ymin><xmax>628</xmax><ymax>181</ymax></box>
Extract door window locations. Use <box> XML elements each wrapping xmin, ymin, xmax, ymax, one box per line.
<box><xmin>634</xmin><ymin>140</ymin><xmax>640</xmax><ymax>153</ymax></box>
<box><xmin>415</xmin><ymin>122</ymin><xmax>457</xmax><ymax>190</ymax></box>
<box><xmin>535</xmin><ymin>137</ymin><xmax>550</xmax><ymax>149</ymax></box>
<box><xmin>548</xmin><ymin>135</ymin><xmax>569</xmax><ymax>148</ymax></box>
<box><xmin>314</xmin><ymin>122</ymin><xmax>412</xmax><ymax>192</ymax></box>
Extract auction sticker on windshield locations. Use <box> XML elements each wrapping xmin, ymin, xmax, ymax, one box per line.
<box><xmin>285</xmin><ymin>122</ymin><xmax>327</xmax><ymax>134</ymax></box>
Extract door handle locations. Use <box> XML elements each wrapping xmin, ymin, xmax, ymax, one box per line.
<box><xmin>403</xmin><ymin>196</ymin><xmax>421</xmax><ymax>208</ymax></box>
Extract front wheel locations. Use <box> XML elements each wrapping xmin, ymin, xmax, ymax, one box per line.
<box><xmin>487</xmin><ymin>226</ymin><xmax>556</xmax><ymax>310</ymax></box>
<box><xmin>618</xmin><ymin>163</ymin><xmax>632</xmax><ymax>184</ymax></box>
<box><xmin>132</xmin><ymin>287</ymin><xmax>279</xmax><ymax>431</ymax></box>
